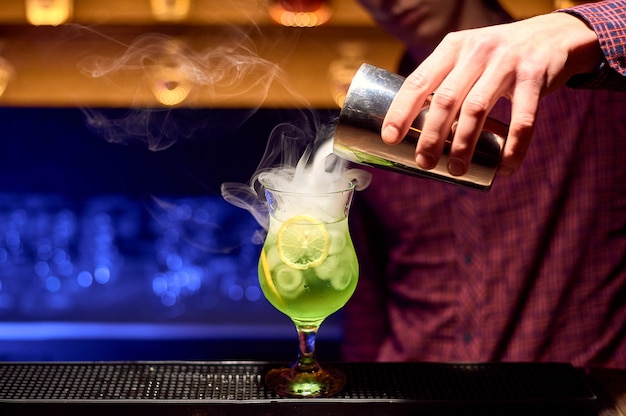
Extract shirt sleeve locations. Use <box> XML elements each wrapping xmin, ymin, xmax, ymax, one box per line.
<box><xmin>556</xmin><ymin>0</ymin><xmax>626</xmax><ymax>90</ymax></box>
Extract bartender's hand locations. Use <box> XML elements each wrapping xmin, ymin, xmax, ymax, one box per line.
<box><xmin>381</xmin><ymin>12</ymin><xmax>604</xmax><ymax>176</ymax></box>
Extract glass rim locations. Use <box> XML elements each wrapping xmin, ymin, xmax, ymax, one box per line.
<box><xmin>261</xmin><ymin>180</ymin><xmax>356</xmax><ymax>195</ymax></box>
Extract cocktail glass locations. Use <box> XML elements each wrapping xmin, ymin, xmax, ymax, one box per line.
<box><xmin>258</xmin><ymin>181</ymin><xmax>357</xmax><ymax>398</ymax></box>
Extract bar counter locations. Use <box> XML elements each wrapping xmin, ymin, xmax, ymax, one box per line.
<box><xmin>0</xmin><ymin>361</ymin><xmax>624</xmax><ymax>415</ymax></box>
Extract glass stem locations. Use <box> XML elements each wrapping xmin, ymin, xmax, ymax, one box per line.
<box><xmin>293</xmin><ymin>324</ymin><xmax>321</xmax><ymax>373</ymax></box>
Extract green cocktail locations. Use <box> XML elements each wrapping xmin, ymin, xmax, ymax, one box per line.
<box><xmin>259</xmin><ymin>217</ymin><xmax>358</xmax><ymax>324</ymax></box>
<box><xmin>258</xmin><ymin>183</ymin><xmax>357</xmax><ymax>398</ymax></box>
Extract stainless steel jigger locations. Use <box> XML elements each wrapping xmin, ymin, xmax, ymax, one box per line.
<box><xmin>332</xmin><ymin>63</ymin><xmax>509</xmax><ymax>191</ymax></box>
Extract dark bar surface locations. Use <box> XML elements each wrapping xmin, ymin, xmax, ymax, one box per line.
<box><xmin>0</xmin><ymin>361</ymin><xmax>600</xmax><ymax>415</ymax></box>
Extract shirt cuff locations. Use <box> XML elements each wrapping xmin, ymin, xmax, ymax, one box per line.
<box><xmin>554</xmin><ymin>7</ymin><xmax>626</xmax><ymax>91</ymax></box>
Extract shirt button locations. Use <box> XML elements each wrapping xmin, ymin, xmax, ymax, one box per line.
<box><xmin>463</xmin><ymin>332</ymin><xmax>472</xmax><ymax>343</ymax></box>
<box><xmin>464</xmin><ymin>253</ymin><xmax>472</xmax><ymax>264</ymax></box>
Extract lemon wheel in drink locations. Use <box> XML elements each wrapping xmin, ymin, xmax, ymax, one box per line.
<box><xmin>276</xmin><ymin>215</ymin><xmax>330</xmax><ymax>270</ymax></box>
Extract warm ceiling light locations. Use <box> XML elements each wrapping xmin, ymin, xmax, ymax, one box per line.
<box><xmin>152</xmin><ymin>74</ymin><xmax>192</xmax><ymax>106</ymax></box>
<box><xmin>268</xmin><ymin>0</ymin><xmax>332</xmax><ymax>27</ymax></box>
<box><xmin>149</xmin><ymin>40</ymin><xmax>193</xmax><ymax>106</ymax></box>
<box><xmin>150</xmin><ymin>0</ymin><xmax>191</xmax><ymax>22</ymax></box>
<box><xmin>25</xmin><ymin>0</ymin><xmax>72</xmax><ymax>26</ymax></box>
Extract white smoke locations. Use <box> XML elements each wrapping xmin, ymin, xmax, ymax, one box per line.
<box><xmin>76</xmin><ymin>27</ymin><xmax>286</xmax><ymax>151</ymax></box>
<box><xmin>71</xmin><ymin>22</ymin><xmax>372</xmax><ymax>238</ymax></box>
<box><xmin>220</xmin><ymin>114</ymin><xmax>371</xmax><ymax>232</ymax></box>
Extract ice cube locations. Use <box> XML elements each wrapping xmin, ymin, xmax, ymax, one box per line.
<box><xmin>314</xmin><ymin>254</ymin><xmax>340</xmax><ymax>281</ymax></box>
<box><xmin>273</xmin><ymin>264</ymin><xmax>305</xmax><ymax>297</ymax></box>
<box><xmin>328</xmin><ymin>228</ymin><xmax>347</xmax><ymax>255</ymax></box>
<box><xmin>264</xmin><ymin>245</ymin><xmax>281</xmax><ymax>268</ymax></box>
<box><xmin>314</xmin><ymin>251</ymin><xmax>356</xmax><ymax>291</ymax></box>
<box><xmin>330</xmin><ymin>266</ymin><xmax>354</xmax><ymax>291</ymax></box>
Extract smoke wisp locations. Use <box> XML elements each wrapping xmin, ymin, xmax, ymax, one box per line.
<box><xmin>77</xmin><ymin>27</ymin><xmax>285</xmax><ymax>151</ymax></box>
<box><xmin>221</xmin><ymin>112</ymin><xmax>371</xmax><ymax>235</ymax></box>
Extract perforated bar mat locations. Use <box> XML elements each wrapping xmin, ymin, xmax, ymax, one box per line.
<box><xmin>0</xmin><ymin>361</ymin><xmax>598</xmax><ymax>415</ymax></box>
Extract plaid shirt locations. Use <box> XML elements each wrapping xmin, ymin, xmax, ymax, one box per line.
<box><xmin>564</xmin><ymin>0</ymin><xmax>626</xmax><ymax>90</ymax></box>
<box><xmin>342</xmin><ymin>1</ymin><xmax>626</xmax><ymax>368</ymax></box>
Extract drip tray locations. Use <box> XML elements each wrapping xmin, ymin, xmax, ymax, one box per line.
<box><xmin>0</xmin><ymin>361</ymin><xmax>598</xmax><ymax>415</ymax></box>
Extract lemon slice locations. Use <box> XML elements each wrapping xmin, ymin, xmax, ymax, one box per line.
<box><xmin>276</xmin><ymin>215</ymin><xmax>330</xmax><ymax>270</ymax></box>
<box><xmin>260</xmin><ymin>248</ymin><xmax>284</xmax><ymax>305</ymax></box>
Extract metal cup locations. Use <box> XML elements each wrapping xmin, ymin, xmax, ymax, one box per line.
<box><xmin>332</xmin><ymin>63</ymin><xmax>508</xmax><ymax>191</ymax></box>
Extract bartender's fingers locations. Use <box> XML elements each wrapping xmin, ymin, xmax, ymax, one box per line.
<box><xmin>447</xmin><ymin>58</ymin><xmax>512</xmax><ymax>176</ymax></box>
<box><xmin>417</xmin><ymin>40</ymin><xmax>504</xmax><ymax>173</ymax></box>
<box><xmin>499</xmin><ymin>80</ymin><xmax>540</xmax><ymax>175</ymax></box>
<box><xmin>381</xmin><ymin>70</ymin><xmax>434</xmax><ymax>145</ymax></box>
<box><xmin>445</xmin><ymin>96</ymin><xmax>491</xmax><ymax>177</ymax></box>
<box><xmin>417</xmin><ymin>86</ymin><xmax>470</xmax><ymax>171</ymax></box>
<box><xmin>381</xmin><ymin>49</ymin><xmax>453</xmax><ymax>145</ymax></box>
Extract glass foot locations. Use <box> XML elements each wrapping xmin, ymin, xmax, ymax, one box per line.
<box><xmin>264</xmin><ymin>366</ymin><xmax>346</xmax><ymax>398</ymax></box>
